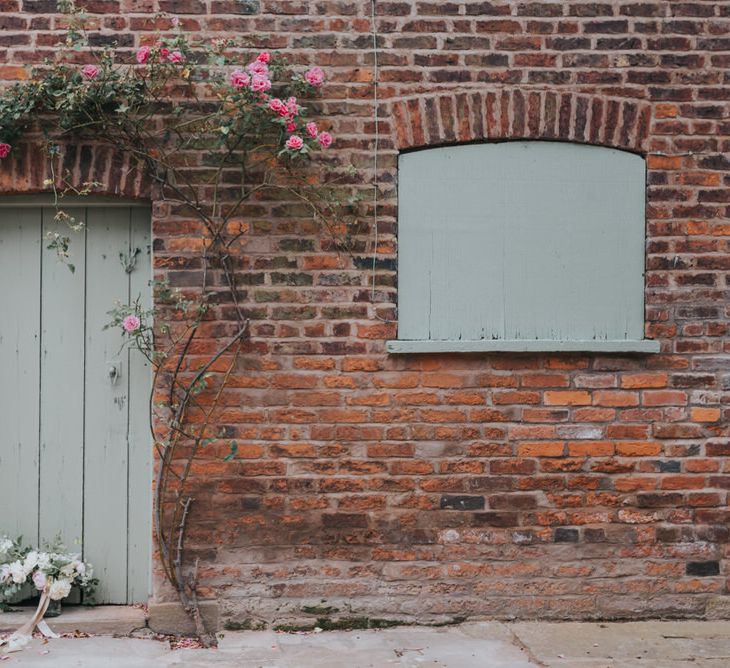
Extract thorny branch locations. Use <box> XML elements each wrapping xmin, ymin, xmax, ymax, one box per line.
<box><xmin>1</xmin><ymin>6</ymin><xmax>362</xmax><ymax>647</ymax></box>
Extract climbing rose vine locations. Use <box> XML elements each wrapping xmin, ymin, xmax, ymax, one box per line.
<box><xmin>0</xmin><ymin>36</ymin><xmax>333</xmax><ymax>162</ymax></box>
<box><xmin>0</xmin><ymin>3</ymin><xmax>358</xmax><ymax>648</ymax></box>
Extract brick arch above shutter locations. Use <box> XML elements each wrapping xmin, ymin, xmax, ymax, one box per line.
<box><xmin>387</xmin><ymin>88</ymin><xmax>652</xmax><ymax>155</ymax></box>
<box><xmin>0</xmin><ymin>141</ymin><xmax>153</xmax><ymax>201</ymax></box>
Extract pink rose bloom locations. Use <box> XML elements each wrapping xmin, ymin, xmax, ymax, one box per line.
<box><xmin>286</xmin><ymin>135</ymin><xmax>304</xmax><ymax>150</ymax></box>
<box><xmin>286</xmin><ymin>96</ymin><xmax>299</xmax><ymax>117</ymax></box>
<box><xmin>123</xmin><ymin>315</ymin><xmax>141</xmax><ymax>333</ymax></box>
<box><xmin>247</xmin><ymin>60</ymin><xmax>268</xmax><ymax>75</ymax></box>
<box><xmin>306</xmin><ymin>121</ymin><xmax>318</xmax><ymax>138</ymax></box>
<box><xmin>168</xmin><ymin>50</ymin><xmax>184</xmax><ymax>64</ymax></box>
<box><xmin>136</xmin><ymin>46</ymin><xmax>151</xmax><ymax>65</ymax></box>
<box><xmin>286</xmin><ymin>121</ymin><xmax>296</xmax><ymax>133</ymax></box>
<box><xmin>81</xmin><ymin>64</ymin><xmax>99</xmax><ymax>79</ymax></box>
<box><xmin>250</xmin><ymin>73</ymin><xmax>271</xmax><ymax>93</ymax></box>
<box><xmin>171</xmin><ymin>16</ymin><xmax>180</xmax><ymax>27</ymax></box>
<box><xmin>229</xmin><ymin>69</ymin><xmax>250</xmax><ymax>88</ymax></box>
<box><xmin>32</xmin><ymin>570</ymin><xmax>46</xmax><ymax>591</ymax></box>
<box><xmin>257</xmin><ymin>51</ymin><xmax>271</xmax><ymax>63</ymax></box>
<box><xmin>304</xmin><ymin>67</ymin><xmax>324</xmax><ymax>87</ymax></box>
<box><xmin>0</xmin><ymin>143</ymin><xmax>11</xmax><ymax>158</ymax></box>
<box><xmin>159</xmin><ymin>47</ymin><xmax>170</xmax><ymax>60</ymax></box>
<box><xmin>317</xmin><ymin>131</ymin><xmax>332</xmax><ymax>148</ymax></box>
<box><xmin>268</xmin><ymin>97</ymin><xmax>286</xmax><ymax>114</ymax></box>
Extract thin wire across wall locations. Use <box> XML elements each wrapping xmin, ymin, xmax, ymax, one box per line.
<box><xmin>369</xmin><ymin>0</ymin><xmax>380</xmax><ymax>306</ymax></box>
<box><xmin>369</xmin><ymin>0</ymin><xmax>397</xmax><ymax>324</ymax></box>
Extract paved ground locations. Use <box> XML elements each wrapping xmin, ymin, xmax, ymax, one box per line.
<box><xmin>2</xmin><ymin>620</ymin><xmax>730</xmax><ymax>667</ymax></box>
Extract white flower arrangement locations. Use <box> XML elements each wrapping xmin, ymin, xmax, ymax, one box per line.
<box><xmin>0</xmin><ymin>535</ymin><xmax>97</xmax><ymax>606</ymax></box>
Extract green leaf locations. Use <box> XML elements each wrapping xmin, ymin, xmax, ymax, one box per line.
<box><xmin>223</xmin><ymin>441</ymin><xmax>238</xmax><ymax>462</ymax></box>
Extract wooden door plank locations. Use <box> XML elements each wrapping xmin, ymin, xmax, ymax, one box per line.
<box><xmin>126</xmin><ymin>207</ymin><xmax>152</xmax><ymax>603</ymax></box>
<box><xmin>38</xmin><ymin>207</ymin><xmax>86</xmax><ymax>552</ymax></box>
<box><xmin>83</xmin><ymin>207</ymin><xmax>132</xmax><ymax>603</ymax></box>
<box><xmin>0</xmin><ymin>208</ymin><xmax>42</xmax><ymax>543</ymax></box>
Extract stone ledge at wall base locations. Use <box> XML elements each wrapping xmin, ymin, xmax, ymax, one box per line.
<box><xmin>0</xmin><ymin>605</ymin><xmax>147</xmax><ymax>636</ymax></box>
<box><xmin>704</xmin><ymin>597</ymin><xmax>730</xmax><ymax>621</ymax></box>
<box><xmin>147</xmin><ymin>601</ymin><xmax>220</xmax><ymax>636</ymax></box>
<box><xmin>145</xmin><ymin>595</ymin><xmax>730</xmax><ymax>636</ymax></box>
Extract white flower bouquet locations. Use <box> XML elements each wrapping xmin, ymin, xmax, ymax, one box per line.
<box><xmin>0</xmin><ymin>535</ymin><xmax>97</xmax><ymax>607</ymax></box>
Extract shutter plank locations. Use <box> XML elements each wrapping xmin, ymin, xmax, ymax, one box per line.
<box><xmin>398</xmin><ymin>149</ymin><xmax>505</xmax><ymax>341</ymax></box>
<box><xmin>501</xmin><ymin>142</ymin><xmax>645</xmax><ymax>342</ymax></box>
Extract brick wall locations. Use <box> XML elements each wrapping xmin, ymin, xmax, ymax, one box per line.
<box><xmin>2</xmin><ymin>0</ymin><xmax>730</xmax><ymax>627</ymax></box>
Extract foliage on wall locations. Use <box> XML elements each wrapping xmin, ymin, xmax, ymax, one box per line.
<box><xmin>0</xmin><ymin>2</ymin><xmax>356</xmax><ymax>645</ymax></box>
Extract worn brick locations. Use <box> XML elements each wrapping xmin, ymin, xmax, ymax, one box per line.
<box><xmin>554</xmin><ymin>528</ymin><xmax>580</xmax><ymax>542</ymax></box>
<box><xmin>440</xmin><ymin>495</ymin><xmax>485</xmax><ymax>510</ymax></box>
<box><xmin>686</xmin><ymin>562</ymin><xmax>720</xmax><ymax>577</ymax></box>
<box><xmin>544</xmin><ymin>391</ymin><xmax>592</xmax><ymax>406</ymax></box>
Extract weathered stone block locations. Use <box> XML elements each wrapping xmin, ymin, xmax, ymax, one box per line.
<box><xmin>148</xmin><ymin>601</ymin><xmax>220</xmax><ymax>635</ymax></box>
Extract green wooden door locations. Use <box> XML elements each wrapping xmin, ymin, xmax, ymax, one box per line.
<box><xmin>0</xmin><ymin>202</ymin><xmax>152</xmax><ymax>604</ymax></box>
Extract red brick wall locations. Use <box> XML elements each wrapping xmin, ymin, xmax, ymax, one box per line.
<box><xmin>2</xmin><ymin>0</ymin><xmax>730</xmax><ymax>627</ymax></box>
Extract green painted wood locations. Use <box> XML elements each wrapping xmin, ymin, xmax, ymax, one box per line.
<box><xmin>126</xmin><ymin>207</ymin><xmax>152</xmax><ymax>603</ymax></box>
<box><xmin>0</xmin><ymin>208</ymin><xmax>42</xmax><ymax>543</ymax></box>
<box><xmin>83</xmin><ymin>207</ymin><xmax>135</xmax><ymax>603</ymax></box>
<box><xmin>387</xmin><ymin>339</ymin><xmax>661</xmax><ymax>354</ymax></box>
<box><xmin>38</xmin><ymin>208</ymin><xmax>86</xmax><ymax>552</ymax></box>
<box><xmin>0</xmin><ymin>203</ymin><xmax>152</xmax><ymax>603</ymax></box>
<box><xmin>397</xmin><ymin>141</ymin><xmax>651</xmax><ymax>347</ymax></box>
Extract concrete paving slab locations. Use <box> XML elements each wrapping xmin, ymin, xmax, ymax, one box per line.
<box><xmin>510</xmin><ymin>621</ymin><xmax>730</xmax><ymax>668</ymax></box>
<box><xmin>3</xmin><ymin>620</ymin><xmax>730</xmax><ymax>667</ymax></box>
<box><xmin>1</xmin><ymin>624</ymin><xmax>538</xmax><ymax>667</ymax></box>
<box><xmin>0</xmin><ymin>637</ymin><xmax>168</xmax><ymax>667</ymax></box>
<box><xmin>214</xmin><ymin>623</ymin><xmax>536</xmax><ymax>668</ymax></box>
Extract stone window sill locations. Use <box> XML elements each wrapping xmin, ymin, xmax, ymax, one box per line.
<box><xmin>386</xmin><ymin>339</ymin><xmax>661</xmax><ymax>354</ymax></box>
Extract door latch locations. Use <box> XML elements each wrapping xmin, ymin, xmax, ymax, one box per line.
<box><xmin>107</xmin><ymin>361</ymin><xmax>122</xmax><ymax>385</ymax></box>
